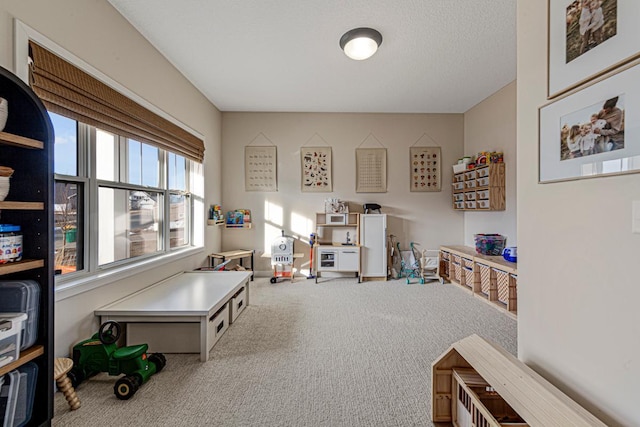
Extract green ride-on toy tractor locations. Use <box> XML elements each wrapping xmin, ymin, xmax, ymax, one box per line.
<box><xmin>68</xmin><ymin>320</ymin><xmax>166</xmax><ymax>400</ymax></box>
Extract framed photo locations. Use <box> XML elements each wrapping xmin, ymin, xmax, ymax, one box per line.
<box><xmin>301</xmin><ymin>147</ymin><xmax>332</xmax><ymax>192</ymax></box>
<box><xmin>410</xmin><ymin>147</ymin><xmax>441</xmax><ymax>192</ymax></box>
<box><xmin>245</xmin><ymin>146</ymin><xmax>277</xmax><ymax>191</ymax></box>
<box><xmin>356</xmin><ymin>148</ymin><xmax>387</xmax><ymax>193</ymax></box>
<box><xmin>548</xmin><ymin>0</ymin><xmax>640</xmax><ymax>98</ymax></box>
<box><xmin>539</xmin><ymin>60</ymin><xmax>640</xmax><ymax>183</ymax></box>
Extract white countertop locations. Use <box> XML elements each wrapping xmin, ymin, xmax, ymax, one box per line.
<box><xmin>95</xmin><ymin>271</ymin><xmax>251</xmax><ymax>317</ymax></box>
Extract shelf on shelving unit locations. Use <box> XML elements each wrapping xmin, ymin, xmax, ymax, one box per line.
<box><xmin>0</xmin><ymin>345</ymin><xmax>44</xmax><ymax>377</ymax></box>
<box><xmin>0</xmin><ymin>259</ymin><xmax>46</xmax><ymax>276</ymax></box>
<box><xmin>0</xmin><ymin>201</ymin><xmax>45</xmax><ymax>210</ymax></box>
<box><xmin>0</xmin><ymin>131</ymin><xmax>44</xmax><ymax>150</ymax></box>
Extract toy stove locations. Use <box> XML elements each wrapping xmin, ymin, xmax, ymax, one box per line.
<box><xmin>270</xmin><ymin>232</ymin><xmax>295</xmax><ymax>283</ymax></box>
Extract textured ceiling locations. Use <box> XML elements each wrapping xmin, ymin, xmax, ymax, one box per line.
<box><xmin>107</xmin><ymin>0</ymin><xmax>516</xmax><ymax>113</ymax></box>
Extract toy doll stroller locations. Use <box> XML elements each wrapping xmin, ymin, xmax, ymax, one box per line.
<box><xmin>397</xmin><ymin>242</ymin><xmax>422</xmax><ymax>284</ymax></box>
<box><xmin>397</xmin><ymin>242</ymin><xmax>439</xmax><ymax>284</ymax></box>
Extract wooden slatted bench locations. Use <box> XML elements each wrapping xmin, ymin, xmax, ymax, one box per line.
<box><xmin>432</xmin><ymin>334</ymin><xmax>606</xmax><ymax>426</ymax></box>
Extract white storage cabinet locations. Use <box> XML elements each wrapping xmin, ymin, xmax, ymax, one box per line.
<box><xmin>359</xmin><ymin>214</ymin><xmax>387</xmax><ymax>281</ymax></box>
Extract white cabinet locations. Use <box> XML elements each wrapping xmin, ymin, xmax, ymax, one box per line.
<box><xmin>315</xmin><ymin>245</ymin><xmax>360</xmax><ymax>283</ymax></box>
<box><xmin>338</xmin><ymin>248</ymin><xmax>359</xmax><ymax>271</ymax></box>
<box><xmin>359</xmin><ymin>214</ymin><xmax>387</xmax><ymax>280</ymax></box>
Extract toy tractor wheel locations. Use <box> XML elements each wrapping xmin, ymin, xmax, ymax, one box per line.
<box><xmin>114</xmin><ymin>375</ymin><xmax>140</xmax><ymax>400</ymax></box>
<box><xmin>67</xmin><ymin>366</ymin><xmax>85</xmax><ymax>389</ymax></box>
<box><xmin>270</xmin><ymin>277</ymin><xmax>277</xmax><ymax>284</ymax></box>
<box><xmin>149</xmin><ymin>353</ymin><xmax>167</xmax><ymax>373</ymax></box>
<box><xmin>98</xmin><ymin>320</ymin><xmax>122</xmax><ymax>345</ymax></box>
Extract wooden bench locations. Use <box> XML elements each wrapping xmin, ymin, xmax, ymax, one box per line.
<box><xmin>95</xmin><ymin>271</ymin><xmax>251</xmax><ymax>362</ymax></box>
<box><xmin>432</xmin><ymin>334</ymin><xmax>606</xmax><ymax>426</ymax></box>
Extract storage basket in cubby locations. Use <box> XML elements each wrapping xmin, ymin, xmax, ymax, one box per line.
<box><xmin>494</xmin><ymin>268</ymin><xmax>509</xmax><ymax>304</ymax></box>
<box><xmin>453</xmin><ymin>262</ymin><xmax>461</xmax><ymax>283</ymax></box>
<box><xmin>478</xmin><ymin>263</ymin><xmax>491</xmax><ymax>296</ymax></box>
<box><xmin>463</xmin><ymin>267</ymin><xmax>474</xmax><ymax>288</ymax></box>
<box><xmin>452</xmin><ymin>254</ymin><xmax>461</xmax><ymax>265</ymax></box>
<box><xmin>461</xmin><ymin>257</ymin><xmax>474</xmax><ymax>269</ymax></box>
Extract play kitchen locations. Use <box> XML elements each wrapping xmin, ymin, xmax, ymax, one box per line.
<box><xmin>314</xmin><ymin>199</ymin><xmax>361</xmax><ymax>283</ymax></box>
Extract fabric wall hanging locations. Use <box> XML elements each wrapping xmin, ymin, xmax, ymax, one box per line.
<box><xmin>410</xmin><ymin>146</ymin><xmax>441</xmax><ymax>192</ymax></box>
<box><xmin>245</xmin><ymin>145</ymin><xmax>277</xmax><ymax>191</ymax></box>
<box><xmin>301</xmin><ymin>146</ymin><xmax>332</xmax><ymax>192</ymax></box>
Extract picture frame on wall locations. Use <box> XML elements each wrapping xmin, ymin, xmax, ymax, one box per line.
<box><xmin>539</xmin><ymin>60</ymin><xmax>639</xmax><ymax>183</ymax></box>
<box><xmin>409</xmin><ymin>146</ymin><xmax>441</xmax><ymax>192</ymax></box>
<box><xmin>548</xmin><ymin>0</ymin><xmax>640</xmax><ymax>98</ymax></box>
<box><xmin>301</xmin><ymin>146</ymin><xmax>332</xmax><ymax>192</ymax></box>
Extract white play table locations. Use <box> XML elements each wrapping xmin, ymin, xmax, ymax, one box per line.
<box><xmin>95</xmin><ymin>271</ymin><xmax>251</xmax><ymax>361</ymax></box>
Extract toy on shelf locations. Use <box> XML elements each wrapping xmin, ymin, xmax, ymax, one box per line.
<box><xmin>68</xmin><ymin>321</ymin><xmax>166</xmax><ymax>400</ymax></box>
<box><xmin>226</xmin><ymin>209</ymin><xmax>252</xmax><ymax>228</ymax></box>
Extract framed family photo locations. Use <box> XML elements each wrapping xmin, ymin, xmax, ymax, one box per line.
<box><xmin>548</xmin><ymin>0</ymin><xmax>640</xmax><ymax>98</ymax></box>
<box><xmin>539</xmin><ymin>60</ymin><xmax>640</xmax><ymax>183</ymax></box>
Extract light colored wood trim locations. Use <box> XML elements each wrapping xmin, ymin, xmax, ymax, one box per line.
<box><xmin>0</xmin><ymin>259</ymin><xmax>45</xmax><ymax>276</ymax></box>
<box><xmin>0</xmin><ymin>201</ymin><xmax>45</xmax><ymax>210</ymax></box>
<box><xmin>0</xmin><ymin>131</ymin><xmax>44</xmax><ymax>149</ymax></box>
<box><xmin>433</xmin><ymin>335</ymin><xmax>607</xmax><ymax>426</ymax></box>
<box><xmin>0</xmin><ymin>345</ymin><xmax>44</xmax><ymax>376</ymax></box>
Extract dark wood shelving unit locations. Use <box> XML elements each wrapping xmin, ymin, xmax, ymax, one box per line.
<box><xmin>0</xmin><ymin>65</ymin><xmax>54</xmax><ymax>426</ymax></box>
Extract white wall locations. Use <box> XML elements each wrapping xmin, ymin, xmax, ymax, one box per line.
<box><xmin>463</xmin><ymin>81</ymin><xmax>517</xmax><ymax>247</ymax></box>
<box><xmin>221</xmin><ymin>113</ymin><xmax>465</xmax><ymax>274</ymax></box>
<box><xmin>0</xmin><ymin>0</ymin><xmax>223</xmax><ymax>355</ymax></box>
<box><xmin>517</xmin><ymin>1</ymin><xmax>639</xmax><ymax>425</ymax></box>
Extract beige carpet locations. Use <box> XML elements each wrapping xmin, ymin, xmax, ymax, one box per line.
<box><xmin>53</xmin><ymin>277</ymin><xmax>517</xmax><ymax>426</ymax></box>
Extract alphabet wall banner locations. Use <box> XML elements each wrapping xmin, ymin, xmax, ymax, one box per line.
<box><xmin>245</xmin><ymin>146</ymin><xmax>277</xmax><ymax>191</ymax></box>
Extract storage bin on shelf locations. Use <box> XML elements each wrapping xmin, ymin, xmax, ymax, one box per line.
<box><xmin>0</xmin><ymin>280</ymin><xmax>40</xmax><ymax>349</ymax></box>
<box><xmin>0</xmin><ymin>361</ymin><xmax>38</xmax><ymax>427</ymax></box>
<box><xmin>463</xmin><ymin>267</ymin><xmax>474</xmax><ymax>289</ymax></box>
<box><xmin>0</xmin><ymin>313</ymin><xmax>27</xmax><ymax>368</ymax></box>
<box><xmin>493</xmin><ymin>268</ymin><xmax>510</xmax><ymax>305</ymax></box>
<box><xmin>474</xmin><ymin>234</ymin><xmax>506</xmax><ymax>256</ymax></box>
<box><xmin>477</xmin><ymin>263</ymin><xmax>491</xmax><ymax>296</ymax></box>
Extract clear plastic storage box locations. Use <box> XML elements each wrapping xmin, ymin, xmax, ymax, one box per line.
<box><xmin>0</xmin><ymin>314</ymin><xmax>27</xmax><ymax>369</ymax></box>
<box><xmin>0</xmin><ymin>281</ymin><xmax>40</xmax><ymax>350</ymax></box>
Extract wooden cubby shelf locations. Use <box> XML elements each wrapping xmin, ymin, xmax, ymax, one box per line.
<box><xmin>0</xmin><ymin>345</ymin><xmax>44</xmax><ymax>377</ymax></box>
<box><xmin>0</xmin><ymin>131</ymin><xmax>44</xmax><ymax>150</ymax></box>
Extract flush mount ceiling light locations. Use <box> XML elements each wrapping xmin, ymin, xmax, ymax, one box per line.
<box><xmin>339</xmin><ymin>27</ymin><xmax>383</xmax><ymax>61</ymax></box>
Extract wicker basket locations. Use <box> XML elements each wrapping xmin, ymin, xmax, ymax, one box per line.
<box><xmin>463</xmin><ymin>267</ymin><xmax>474</xmax><ymax>288</ymax></box>
<box><xmin>453</xmin><ymin>261</ymin><xmax>461</xmax><ymax>282</ymax></box>
<box><xmin>495</xmin><ymin>269</ymin><xmax>509</xmax><ymax>304</ymax></box>
<box><xmin>478</xmin><ymin>263</ymin><xmax>491</xmax><ymax>295</ymax></box>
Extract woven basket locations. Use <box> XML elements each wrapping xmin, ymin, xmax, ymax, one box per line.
<box><xmin>478</xmin><ymin>263</ymin><xmax>491</xmax><ymax>295</ymax></box>
<box><xmin>495</xmin><ymin>269</ymin><xmax>509</xmax><ymax>304</ymax></box>
<box><xmin>463</xmin><ymin>267</ymin><xmax>474</xmax><ymax>288</ymax></box>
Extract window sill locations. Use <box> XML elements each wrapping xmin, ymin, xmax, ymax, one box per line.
<box><xmin>54</xmin><ymin>246</ymin><xmax>204</xmax><ymax>302</ymax></box>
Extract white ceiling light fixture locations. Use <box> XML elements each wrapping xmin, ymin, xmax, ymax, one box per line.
<box><xmin>339</xmin><ymin>27</ymin><xmax>383</xmax><ymax>60</ymax></box>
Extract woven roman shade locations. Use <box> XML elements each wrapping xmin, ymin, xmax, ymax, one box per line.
<box><xmin>28</xmin><ymin>41</ymin><xmax>204</xmax><ymax>162</ymax></box>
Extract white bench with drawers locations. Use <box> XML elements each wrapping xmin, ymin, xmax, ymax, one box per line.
<box><xmin>95</xmin><ymin>271</ymin><xmax>251</xmax><ymax>361</ymax></box>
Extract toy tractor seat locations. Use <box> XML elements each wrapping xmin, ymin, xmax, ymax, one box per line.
<box><xmin>112</xmin><ymin>344</ymin><xmax>148</xmax><ymax>361</ymax></box>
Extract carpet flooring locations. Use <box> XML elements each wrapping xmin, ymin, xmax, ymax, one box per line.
<box><xmin>53</xmin><ymin>277</ymin><xmax>517</xmax><ymax>427</ymax></box>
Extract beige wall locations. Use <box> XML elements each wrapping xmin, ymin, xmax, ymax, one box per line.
<box><xmin>517</xmin><ymin>1</ymin><xmax>639</xmax><ymax>425</ymax></box>
<box><xmin>463</xmin><ymin>81</ymin><xmax>517</xmax><ymax>246</ymax></box>
<box><xmin>221</xmin><ymin>112</ymin><xmax>465</xmax><ymax>274</ymax></box>
<box><xmin>0</xmin><ymin>0</ymin><xmax>223</xmax><ymax>355</ymax></box>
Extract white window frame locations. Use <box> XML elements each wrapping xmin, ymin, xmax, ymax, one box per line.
<box><xmin>15</xmin><ymin>20</ymin><xmax>205</xmax><ymax>301</ymax></box>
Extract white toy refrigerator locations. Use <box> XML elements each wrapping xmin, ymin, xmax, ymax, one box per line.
<box><xmin>359</xmin><ymin>214</ymin><xmax>387</xmax><ymax>280</ymax></box>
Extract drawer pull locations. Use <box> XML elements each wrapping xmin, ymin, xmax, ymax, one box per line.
<box><xmin>237</xmin><ymin>300</ymin><xmax>243</xmax><ymax>309</ymax></box>
<box><xmin>216</xmin><ymin>320</ymin><xmax>225</xmax><ymax>333</ymax></box>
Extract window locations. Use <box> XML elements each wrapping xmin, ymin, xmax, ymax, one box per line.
<box><xmin>51</xmin><ymin>112</ymin><xmax>203</xmax><ymax>280</ymax></box>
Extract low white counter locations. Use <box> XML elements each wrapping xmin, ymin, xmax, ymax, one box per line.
<box><xmin>95</xmin><ymin>271</ymin><xmax>251</xmax><ymax>361</ymax></box>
